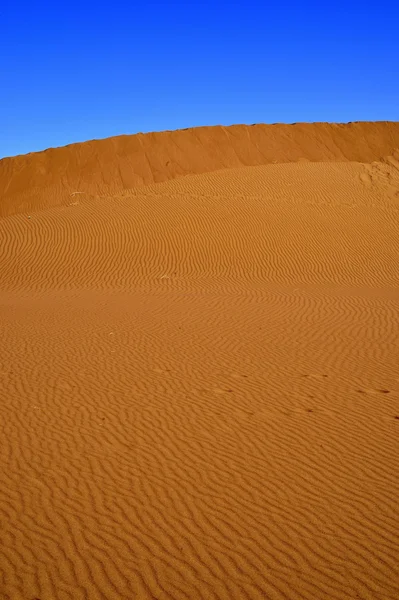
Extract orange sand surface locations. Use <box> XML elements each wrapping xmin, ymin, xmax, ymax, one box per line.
<box><xmin>1</xmin><ymin>123</ymin><xmax>399</xmax><ymax>599</ymax></box>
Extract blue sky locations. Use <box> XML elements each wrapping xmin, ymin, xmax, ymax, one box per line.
<box><xmin>1</xmin><ymin>0</ymin><xmax>398</xmax><ymax>158</ymax></box>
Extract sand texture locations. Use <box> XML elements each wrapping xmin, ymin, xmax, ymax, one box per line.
<box><xmin>1</xmin><ymin>123</ymin><xmax>399</xmax><ymax>599</ymax></box>
<box><xmin>2</xmin><ymin>121</ymin><xmax>399</xmax><ymax>218</ymax></box>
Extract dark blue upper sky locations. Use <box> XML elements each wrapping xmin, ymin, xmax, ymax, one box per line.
<box><xmin>1</xmin><ymin>0</ymin><xmax>398</xmax><ymax>158</ymax></box>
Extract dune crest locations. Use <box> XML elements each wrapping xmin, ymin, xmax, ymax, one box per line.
<box><xmin>1</xmin><ymin>121</ymin><xmax>399</xmax><ymax>217</ymax></box>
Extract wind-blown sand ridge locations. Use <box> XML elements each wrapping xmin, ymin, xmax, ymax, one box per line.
<box><xmin>1</xmin><ymin>121</ymin><xmax>399</xmax><ymax>217</ymax></box>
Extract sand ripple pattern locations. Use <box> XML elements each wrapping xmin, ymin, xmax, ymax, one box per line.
<box><xmin>1</xmin><ymin>160</ymin><xmax>399</xmax><ymax>599</ymax></box>
<box><xmin>1</xmin><ymin>163</ymin><xmax>399</xmax><ymax>293</ymax></box>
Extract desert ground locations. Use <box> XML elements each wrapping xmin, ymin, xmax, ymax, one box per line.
<box><xmin>1</xmin><ymin>122</ymin><xmax>399</xmax><ymax>599</ymax></box>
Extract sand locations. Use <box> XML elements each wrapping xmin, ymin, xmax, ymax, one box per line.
<box><xmin>0</xmin><ymin>123</ymin><xmax>399</xmax><ymax>599</ymax></box>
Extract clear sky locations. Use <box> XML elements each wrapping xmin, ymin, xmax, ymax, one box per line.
<box><xmin>1</xmin><ymin>0</ymin><xmax>398</xmax><ymax>159</ymax></box>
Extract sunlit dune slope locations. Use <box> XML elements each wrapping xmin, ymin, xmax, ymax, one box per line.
<box><xmin>1</xmin><ymin>129</ymin><xmax>399</xmax><ymax>600</ymax></box>
<box><xmin>1</xmin><ymin>160</ymin><xmax>398</xmax><ymax>292</ymax></box>
<box><xmin>1</xmin><ymin>121</ymin><xmax>399</xmax><ymax>217</ymax></box>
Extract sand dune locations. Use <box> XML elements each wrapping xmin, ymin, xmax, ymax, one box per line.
<box><xmin>1</xmin><ymin>125</ymin><xmax>399</xmax><ymax>599</ymax></box>
<box><xmin>1</xmin><ymin>121</ymin><xmax>399</xmax><ymax>218</ymax></box>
